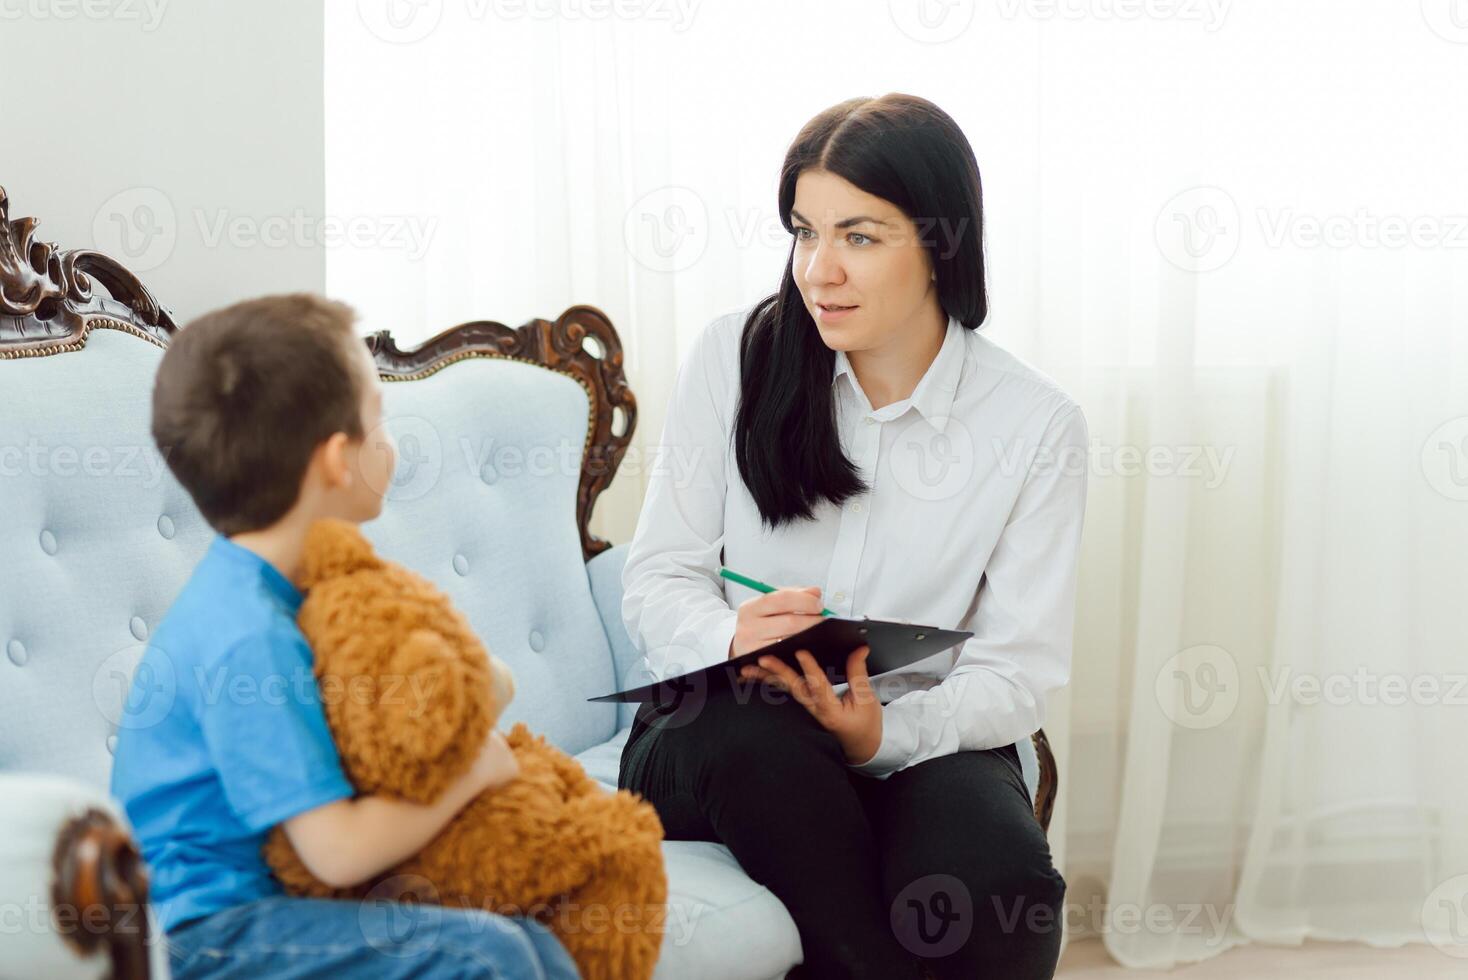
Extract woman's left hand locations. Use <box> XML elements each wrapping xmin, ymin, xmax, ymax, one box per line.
<box><xmin>739</xmin><ymin>646</ymin><xmax>883</xmax><ymax>766</ymax></box>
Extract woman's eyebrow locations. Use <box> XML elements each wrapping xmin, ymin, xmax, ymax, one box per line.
<box><xmin>790</xmin><ymin>208</ymin><xmax>890</xmax><ymax>229</ymax></box>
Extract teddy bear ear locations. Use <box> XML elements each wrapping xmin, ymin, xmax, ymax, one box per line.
<box><xmin>298</xmin><ymin>518</ymin><xmax>383</xmax><ymax>588</ymax></box>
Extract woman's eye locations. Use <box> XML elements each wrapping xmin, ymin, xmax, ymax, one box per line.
<box><xmin>849</xmin><ymin>232</ymin><xmax>873</xmax><ymax>246</ymax></box>
<box><xmin>794</xmin><ymin>227</ymin><xmax>814</xmax><ymax>242</ymax></box>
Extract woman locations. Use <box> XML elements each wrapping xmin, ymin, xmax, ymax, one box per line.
<box><xmin>618</xmin><ymin>94</ymin><xmax>1088</xmax><ymax>979</ymax></box>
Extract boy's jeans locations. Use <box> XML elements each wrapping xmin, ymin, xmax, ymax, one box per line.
<box><xmin>165</xmin><ymin>895</ymin><xmax>581</xmax><ymax>979</ymax></box>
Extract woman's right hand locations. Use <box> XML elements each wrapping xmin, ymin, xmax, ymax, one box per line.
<box><xmin>729</xmin><ymin>586</ymin><xmax>826</xmax><ymax>658</ymax></box>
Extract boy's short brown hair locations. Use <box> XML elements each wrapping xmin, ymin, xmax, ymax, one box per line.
<box><xmin>152</xmin><ymin>294</ymin><xmax>369</xmax><ymax>535</ymax></box>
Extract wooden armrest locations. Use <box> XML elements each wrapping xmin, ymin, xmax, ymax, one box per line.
<box><xmin>51</xmin><ymin>807</ymin><xmax>153</xmax><ymax>980</ymax></box>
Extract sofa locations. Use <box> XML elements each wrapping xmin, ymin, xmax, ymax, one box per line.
<box><xmin>0</xmin><ymin>185</ymin><xmax>1052</xmax><ymax>979</ymax></box>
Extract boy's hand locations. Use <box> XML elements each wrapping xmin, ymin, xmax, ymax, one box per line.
<box><xmin>284</xmin><ymin>731</ymin><xmax>519</xmax><ymax>890</ymax></box>
<box><xmin>468</xmin><ymin>729</ymin><xmax>519</xmax><ymax>792</ymax></box>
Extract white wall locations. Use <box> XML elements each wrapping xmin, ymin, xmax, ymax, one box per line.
<box><xmin>0</xmin><ymin>0</ymin><xmax>324</xmax><ymax>323</ymax></box>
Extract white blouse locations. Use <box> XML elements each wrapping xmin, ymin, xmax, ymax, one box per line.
<box><xmin>621</xmin><ymin>306</ymin><xmax>1090</xmax><ymax>777</ymax></box>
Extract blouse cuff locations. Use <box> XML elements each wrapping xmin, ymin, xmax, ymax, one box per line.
<box><xmin>700</xmin><ymin>609</ymin><xmax>740</xmax><ymax>673</ymax></box>
<box><xmin>848</xmin><ymin>703</ymin><xmax>919</xmax><ymax>779</ymax></box>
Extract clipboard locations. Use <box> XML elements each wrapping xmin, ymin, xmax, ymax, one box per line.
<box><xmin>588</xmin><ymin>616</ymin><xmax>972</xmax><ymax>704</ymax></box>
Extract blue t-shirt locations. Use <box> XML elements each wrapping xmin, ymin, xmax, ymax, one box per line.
<box><xmin>110</xmin><ymin>535</ymin><xmax>353</xmax><ymax>933</ymax></box>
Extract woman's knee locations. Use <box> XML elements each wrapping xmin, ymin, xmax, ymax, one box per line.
<box><xmin>883</xmin><ymin>833</ymin><xmax>1066</xmax><ymax>975</ymax></box>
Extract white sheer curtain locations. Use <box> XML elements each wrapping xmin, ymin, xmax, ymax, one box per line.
<box><xmin>326</xmin><ymin>0</ymin><xmax>1468</xmax><ymax>966</ymax></box>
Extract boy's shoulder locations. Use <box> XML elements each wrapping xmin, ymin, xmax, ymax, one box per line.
<box><xmin>152</xmin><ymin>537</ymin><xmax>308</xmax><ymax>671</ymax></box>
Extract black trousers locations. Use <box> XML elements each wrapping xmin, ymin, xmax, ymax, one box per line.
<box><xmin>618</xmin><ymin>685</ymin><xmax>1066</xmax><ymax>980</ymax></box>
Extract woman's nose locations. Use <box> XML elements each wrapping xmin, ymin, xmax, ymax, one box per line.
<box><xmin>803</xmin><ymin>242</ymin><xmax>844</xmax><ymax>286</ymax></box>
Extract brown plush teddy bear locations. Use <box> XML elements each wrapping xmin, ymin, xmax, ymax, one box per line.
<box><xmin>263</xmin><ymin>519</ymin><xmax>667</xmax><ymax>980</ymax></box>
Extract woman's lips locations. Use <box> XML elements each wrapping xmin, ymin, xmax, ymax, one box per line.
<box><xmin>816</xmin><ymin>303</ymin><xmax>859</xmax><ymax>322</ymax></box>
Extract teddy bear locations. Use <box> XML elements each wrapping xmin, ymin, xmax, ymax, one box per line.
<box><xmin>263</xmin><ymin>519</ymin><xmax>668</xmax><ymax>980</ymax></box>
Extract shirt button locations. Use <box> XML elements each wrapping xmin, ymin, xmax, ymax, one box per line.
<box><xmin>864</xmin><ymin>417</ymin><xmax>876</xmax><ymax>426</ymax></box>
<box><xmin>834</xmin><ymin>592</ymin><xmax>846</xmax><ymax>602</ymax></box>
<box><xmin>851</xmin><ymin>502</ymin><xmax>863</xmax><ymax>513</ymax></box>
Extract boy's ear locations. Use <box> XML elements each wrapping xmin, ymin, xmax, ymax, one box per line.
<box><xmin>486</xmin><ymin>652</ymin><xmax>516</xmax><ymax>715</ymax></box>
<box><xmin>382</xmin><ymin>628</ymin><xmax>489</xmax><ymax>761</ymax></box>
<box><xmin>299</xmin><ymin>519</ymin><xmax>382</xmax><ymax>589</ymax></box>
<box><xmin>315</xmin><ymin>431</ymin><xmax>354</xmax><ymax>490</ymax></box>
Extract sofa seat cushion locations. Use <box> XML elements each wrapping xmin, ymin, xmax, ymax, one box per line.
<box><xmin>575</xmin><ymin>729</ymin><xmax>803</xmax><ymax>979</ymax></box>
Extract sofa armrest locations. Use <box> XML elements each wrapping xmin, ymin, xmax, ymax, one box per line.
<box><xmin>585</xmin><ymin>544</ymin><xmax>654</xmax><ymax>730</ymax></box>
<box><xmin>0</xmin><ymin>773</ymin><xmax>166</xmax><ymax>980</ymax></box>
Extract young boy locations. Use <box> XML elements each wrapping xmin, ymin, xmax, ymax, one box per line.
<box><xmin>110</xmin><ymin>295</ymin><xmax>579</xmax><ymax>979</ymax></box>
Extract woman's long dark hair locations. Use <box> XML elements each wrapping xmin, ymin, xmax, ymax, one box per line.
<box><xmin>733</xmin><ymin>93</ymin><xmax>989</xmax><ymax>529</ymax></box>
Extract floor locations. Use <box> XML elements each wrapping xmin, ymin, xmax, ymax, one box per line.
<box><xmin>1058</xmin><ymin>937</ymin><xmax>1466</xmax><ymax>978</ymax></box>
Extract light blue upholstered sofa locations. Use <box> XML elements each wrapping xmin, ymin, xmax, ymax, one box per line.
<box><xmin>0</xmin><ymin>186</ymin><xmax>1048</xmax><ymax>980</ymax></box>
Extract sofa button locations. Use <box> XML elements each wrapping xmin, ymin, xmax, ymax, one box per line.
<box><xmin>6</xmin><ymin>640</ymin><xmax>26</xmax><ymax>667</ymax></box>
<box><xmin>452</xmin><ymin>554</ymin><xmax>469</xmax><ymax>576</ymax></box>
<box><xmin>130</xmin><ymin>617</ymin><xmax>149</xmax><ymax>642</ymax></box>
<box><xmin>39</xmin><ymin>529</ymin><xmax>58</xmax><ymax>555</ymax></box>
<box><xmin>106</xmin><ymin>735</ymin><xmax>118</xmax><ymax>756</ymax></box>
<box><xmin>480</xmin><ymin>463</ymin><xmax>498</xmax><ymax>485</ymax></box>
<box><xmin>158</xmin><ymin>515</ymin><xmax>176</xmax><ymax>539</ymax></box>
<box><xmin>529</xmin><ymin>630</ymin><xmax>545</xmax><ymax>652</ymax></box>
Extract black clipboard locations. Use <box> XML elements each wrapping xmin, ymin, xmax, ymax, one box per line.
<box><xmin>588</xmin><ymin>616</ymin><xmax>972</xmax><ymax>704</ymax></box>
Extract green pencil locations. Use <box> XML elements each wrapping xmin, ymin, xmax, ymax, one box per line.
<box><xmin>718</xmin><ymin>567</ymin><xmax>837</xmax><ymax>617</ymax></box>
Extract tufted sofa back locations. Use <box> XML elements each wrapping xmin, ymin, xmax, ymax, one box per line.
<box><xmin>1</xmin><ymin>319</ymin><xmax>638</xmax><ymax>789</ymax></box>
<box><xmin>0</xmin><ymin>187</ymin><xmax>640</xmax><ymax>788</ymax></box>
<box><xmin>2</xmin><ymin>329</ymin><xmax>214</xmax><ymax>786</ymax></box>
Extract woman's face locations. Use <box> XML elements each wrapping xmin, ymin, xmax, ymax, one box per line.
<box><xmin>789</xmin><ymin>169</ymin><xmax>939</xmax><ymax>353</ymax></box>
